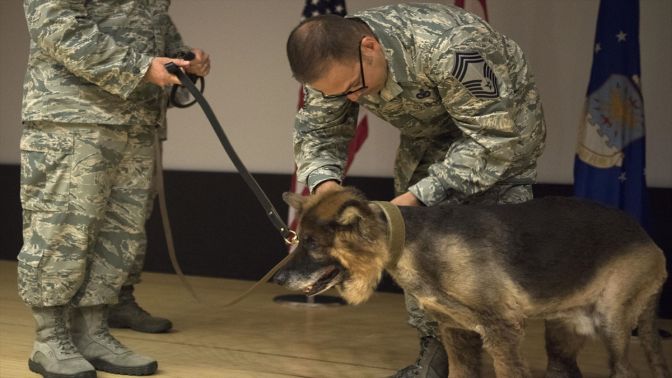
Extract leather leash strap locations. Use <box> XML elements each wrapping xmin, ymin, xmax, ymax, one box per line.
<box><xmin>372</xmin><ymin>201</ymin><xmax>406</xmax><ymax>266</ymax></box>
<box><xmin>154</xmin><ymin>133</ymin><xmax>201</xmax><ymax>301</ymax></box>
<box><xmin>164</xmin><ymin>63</ymin><xmax>298</xmax><ymax>306</ymax></box>
<box><xmin>165</xmin><ymin>63</ymin><xmax>297</xmax><ymax>246</ymax></box>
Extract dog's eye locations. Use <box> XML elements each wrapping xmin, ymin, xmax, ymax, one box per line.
<box><xmin>301</xmin><ymin>236</ymin><xmax>318</xmax><ymax>250</ymax></box>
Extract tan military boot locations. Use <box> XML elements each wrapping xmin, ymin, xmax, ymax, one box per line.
<box><xmin>108</xmin><ymin>285</ymin><xmax>172</xmax><ymax>333</ymax></box>
<box><xmin>70</xmin><ymin>305</ymin><xmax>157</xmax><ymax>376</ymax></box>
<box><xmin>28</xmin><ymin>305</ymin><xmax>96</xmax><ymax>378</ymax></box>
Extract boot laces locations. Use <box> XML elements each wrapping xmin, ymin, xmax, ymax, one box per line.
<box><xmin>94</xmin><ymin>327</ymin><xmax>128</xmax><ymax>353</ymax></box>
<box><xmin>51</xmin><ymin>314</ymin><xmax>78</xmax><ymax>355</ymax></box>
<box><xmin>94</xmin><ymin>312</ymin><xmax>129</xmax><ymax>353</ymax></box>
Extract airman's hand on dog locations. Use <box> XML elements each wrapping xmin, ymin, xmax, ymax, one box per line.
<box><xmin>391</xmin><ymin>191</ymin><xmax>422</xmax><ymax>206</ymax></box>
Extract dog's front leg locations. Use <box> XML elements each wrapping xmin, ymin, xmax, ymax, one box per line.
<box><xmin>480</xmin><ymin>321</ymin><xmax>532</xmax><ymax>378</ymax></box>
<box><xmin>441</xmin><ymin>326</ymin><xmax>482</xmax><ymax>378</ymax></box>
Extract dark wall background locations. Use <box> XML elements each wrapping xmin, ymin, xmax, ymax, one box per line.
<box><xmin>1</xmin><ymin>164</ymin><xmax>670</xmax><ymax>317</ymax></box>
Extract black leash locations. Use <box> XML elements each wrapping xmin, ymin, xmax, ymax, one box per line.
<box><xmin>164</xmin><ymin>62</ymin><xmax>297</xmax><ymax>247</ymax></box>
<box><xmin>164</xmin><ymin>62</ymin><xmax>300</xmax><ymax>306</ymax></box>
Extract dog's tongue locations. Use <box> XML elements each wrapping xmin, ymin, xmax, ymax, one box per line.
<box><xmin>304</xmin><ymin>266</ymin><xmax>339</xmax><ymax>296</ymax></box>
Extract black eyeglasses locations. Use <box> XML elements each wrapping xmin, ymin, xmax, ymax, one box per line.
<box><xmin>321</xmin><ymin>36</ymin><xmax>368</xmax><ymax>99</ymax></box>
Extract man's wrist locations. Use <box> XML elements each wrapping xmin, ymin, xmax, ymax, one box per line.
<box><xmin>306</xmin><ymin>166</ymin><xmax>343</xmax><ymax>192</ymax></box>
<box><xmin>408</xmin><ymin>176</ymin><xmax>450</xmax><ymax>207</ymax></box>
<box><xmin>313</xmin><ymin>180</ymin><xmax>341</xmax><ymax>194</ymax></box>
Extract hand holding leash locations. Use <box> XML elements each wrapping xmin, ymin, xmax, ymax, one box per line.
<box><xmin>166</xmin><ymin>52</ymin><xmax>206</xmax><ymax>108</ymax></box>
<box><xmin>145</xmin><ymin>57</ymin><xmax>190</xmax><ymax>87</ymax></box>
<box><xmin>184</xmin><ymin>48</ymin><xmax>210</xmax><ymax>77</ymax></box>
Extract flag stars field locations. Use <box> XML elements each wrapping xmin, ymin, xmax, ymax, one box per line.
<box><xmin>617</xmin><ymin>30</ymin><xmax>628</xmax><ymax>42</ymax></box>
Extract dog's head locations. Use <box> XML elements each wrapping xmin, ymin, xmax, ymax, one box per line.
<box><xmin>273</xmin><ymin>187</ymin><xmax>389</xmax><ymax>305</ymax></box>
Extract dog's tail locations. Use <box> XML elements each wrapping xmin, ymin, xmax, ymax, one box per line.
<box><xmin>636</xmin><ymin>290</ymin><xmax>671</xmax><ymax>378</ymax></box>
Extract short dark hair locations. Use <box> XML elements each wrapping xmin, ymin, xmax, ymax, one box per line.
<box><xmin>287</xmin><ymin>15</ymin><xmax>372</xmax><ymax>83</ymax></box>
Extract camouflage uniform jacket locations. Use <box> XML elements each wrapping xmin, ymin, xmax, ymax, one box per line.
<box><xmin>294</xmin><ymin>3</ymin><xmax>546</xmax><ymax>206</ymax></box>
<box><xmin>22</xmin><ymin>0</ymin><xmax>188</xmax><ymax>126</ymax></box>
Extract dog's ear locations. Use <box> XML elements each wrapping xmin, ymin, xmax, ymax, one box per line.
<box><xmin>282</xmin><ymin>191</ymin><xmax>306</xmax><ymax>211</ymax></box>
<box><xmin>336</xmin><ymin>200</ymin><xmax>366</xmax><ymax>227</ymax></box>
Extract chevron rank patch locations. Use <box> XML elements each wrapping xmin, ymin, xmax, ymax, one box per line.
<box><xmin>451</xmin><ymin>52</ymin><xmax>500</xmax><ymax>99</ymax></box>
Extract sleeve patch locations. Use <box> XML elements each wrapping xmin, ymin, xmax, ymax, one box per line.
<box><xmin>451</xmin><ymin>52</ymin><xmax>500</xmax><ymax>99</ymax></box>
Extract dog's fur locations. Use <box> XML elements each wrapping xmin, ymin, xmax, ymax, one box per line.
<box><xmin>273</xmin><ymin>187</ymin><xmax>670</xmax><ymax>378</ymax></box>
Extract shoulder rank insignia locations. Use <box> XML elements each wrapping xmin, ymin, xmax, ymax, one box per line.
<box><xmin>451</xmin><ymin>52</ymin><xmax>499</xmax><ymax>99</ymax></box>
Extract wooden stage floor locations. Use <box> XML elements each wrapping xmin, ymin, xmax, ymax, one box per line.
<box><xmin>1</xmin><ymin>260</ymin><xmax>670</xmax><ymax>377</ymax></box>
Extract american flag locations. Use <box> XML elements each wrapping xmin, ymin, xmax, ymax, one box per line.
<box><xmin>301</xmin><ymin>0</ymin><xmax>347</xmax><ymax>19</ymax></box>
<box><xmin>287</xmin><ymin>0</ymin><xmax>369</xmax><ymax>235</ymax></box>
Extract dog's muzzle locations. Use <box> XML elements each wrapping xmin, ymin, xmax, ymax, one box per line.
<box><xmin>273</xmin><ymin>265</ymin><xmax>343</xmax><ymax>297</ymax></box>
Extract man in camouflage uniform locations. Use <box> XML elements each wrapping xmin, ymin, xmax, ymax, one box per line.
<box><xmin>286</xmin><ymin>4</ymin><xmax>546</xmax><ymax>377</ymax></box>
<box><xmin>19</xmin><ymin>0</ymin><xmax>210</xmax><ymax>376</ymax></box>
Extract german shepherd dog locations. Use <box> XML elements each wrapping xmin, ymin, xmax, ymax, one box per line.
<box><xmin>273</xmin><ymin>187</ymin><xmax>670</xmax><ymax>378</ymax></box>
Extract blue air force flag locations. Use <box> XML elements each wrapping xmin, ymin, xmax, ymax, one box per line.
<box><xmin>574</xmin><ymin>0</ymin><xmax>648</xmax><ymax>225</ymax></box>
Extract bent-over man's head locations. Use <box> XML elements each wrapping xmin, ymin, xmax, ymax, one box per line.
<box><xmin>287</xmin><ymin>15</ymin><xmax>388</xmax><ymax>102</ymax></box>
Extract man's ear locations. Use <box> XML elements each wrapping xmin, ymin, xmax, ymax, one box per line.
<box><xmin>282</xmin><ymin>192</ymin><xmax>306</xmax><ymax>211</ymax></box>
<box><xmin>361</xmin><ymin>35</ymin><xmax>380</xmax><ymax>55</ymax></box>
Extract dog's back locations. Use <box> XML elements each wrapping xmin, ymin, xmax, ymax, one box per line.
<box><xmin>400</xmin><ymin>196</ymin><xmax>665</xmax><ymax>304</ymax></box>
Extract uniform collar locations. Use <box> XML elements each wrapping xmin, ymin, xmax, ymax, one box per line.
<box><xmin>379</xmin><ymin>70</ymin><xmax>404</xmax><ymax>101</ymax></box>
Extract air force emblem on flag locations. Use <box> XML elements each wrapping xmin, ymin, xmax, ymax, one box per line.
<box><xmin>577</xmin><ymin>74</ymin><xmax>644</xmax><ymax>169</ymax></box>
<box><xmin>451</xmin><ymin>52</ymin><xmax>499</xmax><ymax>99</ymax></box>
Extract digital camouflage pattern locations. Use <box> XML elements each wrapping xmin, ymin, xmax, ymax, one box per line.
<box><xmin>124</xmin><ymin>133</ymin><xmax>163</xmax><ymax>287</ymax></box>
<box><xmin>22</xmin><ymin>0</ymin><xmax>188</xmax><ymax>126</ymax></box>
<box><xmin>18</xmin><ymin>122</ymin><xmax>155</xmax><ymax>306</ymax></box>
<box><xmin>294</xmin><ymin>3</ymin><xmax>546</xmax><ymax>206</ymax></box>
<box><xmin>19</xmin><ymin>0</ymin><xmax>188</xmax><ymax>306</ymax></box>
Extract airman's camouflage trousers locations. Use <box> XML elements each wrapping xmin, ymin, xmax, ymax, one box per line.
<box><xmin>403</xmin><ymin>183</ymin><xmax>534</xmax><ymax>338</ymax></box>
<box><xmin>17</xmin><ymin>121</ymin><xmax>156</xmax><ymax>307</ymax></box>
<box><xmin>123</xmin><ymin>136</ymin><xmax>162</xmax><ymax>287</ymax></box>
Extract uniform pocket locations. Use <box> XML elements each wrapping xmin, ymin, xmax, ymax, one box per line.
<box><xmin>20</xmin><ymin>126</ymin><xmax>75</xmax><ymax>212</ymax></box>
